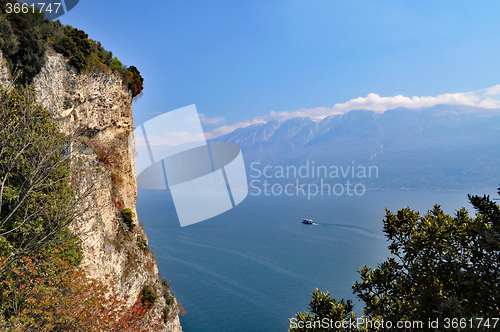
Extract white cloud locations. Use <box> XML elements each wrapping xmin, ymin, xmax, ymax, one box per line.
<box><xmin>477</xmin><ymin>97</ymin><xmax>500</xmax><ymax>109</ymax></box>
<box><xmin>199</xmin><ymin>113</ymin><xmax>225</xmax><ymax>125</ymax></box>
<box><xmin>206</xmin><ymin>84</ymin><xmax>500</xmax><ymax>137</ymax></box>
<box><xmin>270</xmin><ymin>107</ymin><xmax>342</xmax><ymax>120</ymax></box>
<box><xmin>145</xmin><ymin>131</ymin><xmax>206</xmax><ymax>147</ymax></box>
<box><xmin>207</xmin><ymin>118</ymin><xmax>267</xmax><ymax>138</ymax></box>
<box><xmin>271</xmin><ymin>91</ymin><xmax>488</xmax><ymax>120</ymax></box>
<box><xmin>333</xmin><ymin>92</ymin><xmax>480</xmax><ymax>112</ymax></box>
<box><xmin>483</xmin><ymin>84</ymin><xmax>500</xmax><ymax>96</ymax></box>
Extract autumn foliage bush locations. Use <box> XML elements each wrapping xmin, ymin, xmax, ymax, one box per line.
<box><xmin>127</xmin><ymin>66</ymin><xmax>144</xmax><ymax>98</ymax></box>
<box><xmin>1</xmin><ymin>254</ymin><xmax>164</xmax><ymax>331</ymax></box>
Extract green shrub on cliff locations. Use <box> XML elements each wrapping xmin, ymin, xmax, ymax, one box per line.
<box><xmin>0</xmin><ymin>17</ymin><xmax>18</xmax><ymax>66</ymax></box>
<box><xmin>110</xmin><ymin>56</ymin><xmax>123</xmax><ymax>71</ymax></box>
<box><xmin>0</xmin><ymin>0</ymin><xmax>47</xmax><ymax>84</ymax></box>
<box><xmin>53</xmin><ymin>27</ymin><xmax>92</xmax><ymax>71</ymax></box>
<box><xmin>137</xmin><ymin>236</ymin><xmax>148</xmax><ymax>251</ymax></box>
<box><xmin>48</xmin><ymin>22</ymin><xmax>144</xmax><ymax>98</ymax></box>
<box><xmin>0</xmin><ymin>0</ymin><xmax>144</xmax><ymax>98</ymax></box>
<box><xmin>122</xmin><ymin>208</ymin><xmax>136</xmax><ymax>231</ymax></box>
<box><xmin>141</xmin><ymin>285</ymin><xmax>158</xmax><ymax>307</ymax></box>
<box><xmin>53</xmin><ymin>27</ymin><xmax>113</xmax><ymax>72</ymax></box>
<box><xmin>161</xmin><ymin>278</ymin><xmax>174</xmax><ymax>306</ymax></box>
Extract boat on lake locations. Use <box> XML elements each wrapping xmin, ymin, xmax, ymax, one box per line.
<box><xmin>302</xmin><ymin>219</ymin><xmax>314</xmax><ymax>225</ymax></box>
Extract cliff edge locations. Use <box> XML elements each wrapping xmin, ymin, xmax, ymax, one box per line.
<box><xmin>1</xmin><ymin>49</ymin><xmax>182</xmax><ymax>331</ymax></box>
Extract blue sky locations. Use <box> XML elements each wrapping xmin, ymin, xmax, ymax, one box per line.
<box><xmin>60</xmin><ymin>0</ymin><xmax>500</xmax><ymax>136</ymax></box>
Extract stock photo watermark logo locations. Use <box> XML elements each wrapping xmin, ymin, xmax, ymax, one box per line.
<box><xmin>249</xmin><ymin>161</ymin><xmax>378</xmax><ymax>200</ymax></box>
<box><xmin>8</xmin><ymin>1</ymin><xmax>79</xmax><ymax>20</ymax></box>
<box><xmin>133</xmin><ymin>105</ymin><xmax>248</xmax><ymax>227</ymax></box>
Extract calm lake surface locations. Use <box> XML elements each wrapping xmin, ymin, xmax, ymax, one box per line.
<box><xmin>137</xmin><ymin>189</ymin><xmax>497</xmax><ymax>332</ymax></box>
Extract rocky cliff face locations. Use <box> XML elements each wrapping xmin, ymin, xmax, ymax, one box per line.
<box><xmin>1</xmin><ymin>50</ymin><xmax>181</xmax><ymax>331</ymax></box>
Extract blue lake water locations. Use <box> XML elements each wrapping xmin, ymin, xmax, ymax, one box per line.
<box><xmin>137</xmin><ymin>189</ymin><xmax>497</xmax><ymax>332</ymax></box>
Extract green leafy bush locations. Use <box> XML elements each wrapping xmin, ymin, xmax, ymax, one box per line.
<box><xmin>53</xmin><ymin>27</ymin><xmax>113</xmax><ymax>73</ymax></box>
<box><xmin>0</xmin><ymin>1</ymin><xmax>47</xmax><ymax>84</ymax></box>
<box><xmin>0</xmin><ymin>16</ymin><xmax>18</xmax><ymax>67</ymax></box>
<box><xmin>292</xmin><ymin>188</ymin><xmax>500</xmax><ymax>331</ymax></box>
<box><xmin>110</xmin><ymin>57</ymin><xmax>123</xmax><ymax>71</ymax></box>
<box><xmin>161</xmin><ymin>278</ymin><xmax>170</xmax><ymax>293</ymax></box>
<box><xmin>136</xmin><ymin>236</ymin><xmax>148</xmax><ymax>251</ymax></box>
<box><xmin>161</xmin><ymin>279</ymin><xmax>174</xmax><ymax>322</ymax></box>
<box><xmin>141</xmin><ymin>285</ymin><xmax>158</xmax><ymax>307</ymax></box>
<box><xmin>161</xmin><ymin>278</ymin><xmax>174</xmax><ymax>305</ymax></box>
<box><xmin>121</xmin><ymin>208</ymin><xmax>135</xmax><ymax>231</ymax></box>
<box><xmin>290</xmin><ymin>289</ymin><xmax>359</xmax><ymax>332</ymax></box>
<box><xmin>44</xmin><ymin>228</ymin><xmax>83</xmax><ymax>267</ymax></box>
<box><xmin>162</xmin><ymin>305</ymin><xmax>170</xmax><ymax>323</ymax></box>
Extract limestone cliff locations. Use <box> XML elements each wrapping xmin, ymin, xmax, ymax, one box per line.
<box><xmin>1</xmin><ymin>49</ymin><xmax>182</xmax><ymax>331</ymax></box>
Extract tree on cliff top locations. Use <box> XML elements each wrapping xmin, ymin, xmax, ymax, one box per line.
<box><xmin>0</xmin><ymin>0</ymin><xmax>46</xmax><ymax>84</ymax></box>
<box><xmin>0</xmin><ymin>1</ymin><xmax>144</xmax><ymax>97</ymax></box>
<box><xmin>291</xmin><ymin>187</ymin><xmax>500</xmax><ymax>331</ymax></box>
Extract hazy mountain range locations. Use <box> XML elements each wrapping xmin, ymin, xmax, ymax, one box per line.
<box><xmin>214</xmin><ymin>105</ymin><xmax>500</xmax><ymax>190</ymax></box>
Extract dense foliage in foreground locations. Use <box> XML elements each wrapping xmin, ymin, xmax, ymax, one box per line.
<box><xmin>291</xmin><ymin>187</ymin><xmax>500</xmax><ymax>331</ymax></box>
<box><xmin>0</xmin><ymin>86</ymin><xmax>164</xmax><ymax>330</ymax></box>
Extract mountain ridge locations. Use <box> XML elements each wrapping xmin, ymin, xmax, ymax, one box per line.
<box><xmin>215</xmin><ymin>106</ymin><xmax>500</xmax><ymax>190</ymax></box>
